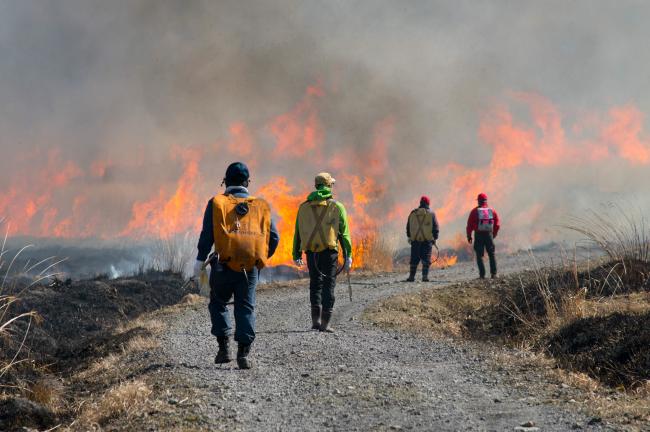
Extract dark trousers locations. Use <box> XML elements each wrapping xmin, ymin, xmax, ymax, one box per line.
<box><xmin>409</xmin><ymin>240</ymin><xmax>433</xmax><ymax>277</ymax></box>
<box><xmin>474</xmin><ymin>232</ymin><xmax>497</xmax><ymax>277</ymax></box>
<box><xmin>306</xmin><ymin>249</ymin><xmax>338</xmax><ymax>309</ymax></box>
<box><xmin>208</xmin><ymin>265</ymin><xmax>257</xmax><ymax>346</ymax></box>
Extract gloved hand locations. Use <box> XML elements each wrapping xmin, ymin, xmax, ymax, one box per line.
<box><xmin>344</xmin><ymin>257</ymin><xmax>353</xmax><ymax>271</ymax></box>
<box><xmin>294</xmin><ymin>258</ymin><xmax>304</xmax><ymax>267</ymax></box>
<box><xmin>193</xmin><ymin>260</ymin><xmax>204</xmax><ymax>280</ymax></box>
<box><xmin>467</xmin><ymin>236</ymin><xmax>473</xmax><ymax>244</ymax></box>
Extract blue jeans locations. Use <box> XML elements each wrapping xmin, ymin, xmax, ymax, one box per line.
<box><xmin>208</xmin><ymin>265</ymin><xmax>257</xmax><ymax>345</ymax></box>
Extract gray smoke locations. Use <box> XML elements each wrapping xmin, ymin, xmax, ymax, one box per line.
<box><xmin>1</xmin><ymin>0</ymin><xmax>650</xmax><ymax>250</ymax></box>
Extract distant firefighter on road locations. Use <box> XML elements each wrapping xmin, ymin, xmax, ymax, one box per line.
<box><xmin>406</xmin><ymin>196</ymin><xmax>439</xmax><ymax>282</ymax></box>
<box><xmin>466</xmin><ymin>193</ymin><xmax>500</xmax><ymax>279</ymax></box>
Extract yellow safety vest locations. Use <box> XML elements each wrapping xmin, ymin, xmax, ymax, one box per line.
<box><xmin>297</xmin><ymin>199</ymin><xmax>340</xmax><ymax>253</ymax></box>
<box><xmin>408</xmin><ymin>208</ymin><xmax>434</xmax><ymax>241</ymax></box>
<box><xmin>212</xmin><ymin>194</ymin><xmax>271</xmax><ymax>272</ymax></box>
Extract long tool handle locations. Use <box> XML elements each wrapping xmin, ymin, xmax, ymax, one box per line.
<box><xmin>347</xmin><ymin>271</ymin><xmax>352</xmax><ymax>302</ymax></box>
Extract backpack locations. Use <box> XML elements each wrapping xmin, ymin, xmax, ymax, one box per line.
<box><xmin>477</xmin><ymin>207</ymin><xmax>494</xmax><ymax>233</ymax></box>
<box><xmin>297</xmin><ymin>199</ymin><xmax>340</xmax><ymax>253</ymax></box>
<box><xmin>211</xmin><ymin>194</ymin><xmax>271</xmax><ymax>272</ymax></box>
<box><xmin>408</xmin><ymin>208</ymin><xmax>434</xmax><ymax>241</ymax></box>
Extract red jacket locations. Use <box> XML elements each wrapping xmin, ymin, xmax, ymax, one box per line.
<box><xmin>466</xmin><ymin>204</ymin><xmax>500</xmax><ymax>238</ymax></box>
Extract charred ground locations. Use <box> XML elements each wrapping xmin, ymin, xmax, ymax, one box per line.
<box><xmin>0</xmin><ymin>270</ymin><xmax>195</xmax><ymax>431</ymax></box>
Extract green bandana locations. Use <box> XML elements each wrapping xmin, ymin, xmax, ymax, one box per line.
<box><xmin>307</xmin><ymin>185</ymin><xmax>332</xmax><ymax>201</ymax></box>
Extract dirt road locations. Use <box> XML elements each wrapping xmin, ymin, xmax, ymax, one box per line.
<box><xmin>162</xmin><ymin>255</ymin><xmax>609</xmax><ymax>431</ymax></box>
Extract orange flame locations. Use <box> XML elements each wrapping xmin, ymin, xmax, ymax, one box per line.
<box><xmin>121</xmin><ymin>146</ymin><xmax>202</xmax><ymax>239</ymax></box>
<box><xmin>3</xmin><ymin>86</ymin><xmax>650</xmax><ymax>275</ymax></box>
<box><xmin>268</xmin><ymin>83</ymin><xmax>324</xmax><ymax>158</ymax></box>
<box><xmin>256</xmin><ymin>177</ymin><xmax>306</xmax><ymax>266</ymax></box>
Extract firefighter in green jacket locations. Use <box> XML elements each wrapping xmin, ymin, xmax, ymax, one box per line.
<box><xmin>293</xmin><ymin>172</ymin><xmax>353</xmax><ymax>333</ymax></box>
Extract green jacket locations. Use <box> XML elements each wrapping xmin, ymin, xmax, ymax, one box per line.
<box><xmin>292</xmin><ymin>186</ymin><xmax>353</xmax><ymax>260</ymax></box>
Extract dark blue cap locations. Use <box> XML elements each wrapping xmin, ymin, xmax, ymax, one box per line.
<box><xmin>225</xmin><ymin>162</ymin><xmax>250</xmax><ymax>184</ymax></box>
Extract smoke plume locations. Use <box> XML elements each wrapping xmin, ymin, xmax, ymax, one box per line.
<box><xmin>2</xmin><ymin>0</ymin><xmax>650</xmax><ymax>266</ymax></box>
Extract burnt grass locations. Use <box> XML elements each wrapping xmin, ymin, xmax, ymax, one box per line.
<box><xmin>547</xmin><ymin>311</ymin><xmax>650</xmax><ymax>388</ymax></box>
<box><xmin>0</xmin><ymin>270</ymin><xmax>194</xmax><ymax>431</ymax></box>
<box><xmin>465</xmin><ymin>259</ymin><xmax>650</xmax><ymax>389</ymax></box>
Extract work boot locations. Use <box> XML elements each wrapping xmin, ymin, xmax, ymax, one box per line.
<box><xmin>236</xmin><ymin>344</ymin><xmax>252</xmax><ymax>369</ymax></box>
<box><xmin>406</xmin><ymin>266</ymin><xmax>416</xmax><ymax>282</ymax></box>
<box><xmin>491</xmin><ymin>274</ymin><xmax>497</xmax><ymax>279</ymax></box>
<box><xmin>311</xmin><ymin>305</ymin><xmax>322</xmax><ymax>330</ymax></box>
<box><xmin>214</xmin><ymin>336</ymin><xmax>231</xmax><ymax>364</ymax></box>
<box><xmin>319</xmin><ymin>308</ymin><xmax>335</xmax><ymax>333</ymax></box>
<box><xmin>422</xmin><ymin>267</ymin><xmax>430</xmax><ymax>282</ymax></box>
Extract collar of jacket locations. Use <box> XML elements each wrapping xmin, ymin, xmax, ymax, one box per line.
<box><xmin>225</xmin><ymin>186</ymin><xmax>250</xmax><ymax>196</ymax></box>
<box><xmin>307</xmin><ymin>186</ymin><xmax>333</xmax><ymax>201</ymax></box>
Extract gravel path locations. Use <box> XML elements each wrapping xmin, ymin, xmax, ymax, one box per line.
<box><xmin>162</xmin><ymin>254</ymin><xmax>609</xmax><ymax>431</ymax></box>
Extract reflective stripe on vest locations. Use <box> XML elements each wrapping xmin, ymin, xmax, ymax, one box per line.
<box><xmin>477</xmin><ymin>207</ymin><xmax>494</xmax><ymax>232</ymax></box>
<box><xmin>297</xmin><ymin>199</ymin><xmax>340</xmax><ymax>253</ymax></box>
<box><xmin>408</xmin><ymin>208</ymin><xmax>434</xmax><ymax>241</ymax></box>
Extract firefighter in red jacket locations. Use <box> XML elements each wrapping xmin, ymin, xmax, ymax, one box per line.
<box><xmin>466</xmin><ymin>193</ymin><xmax>500</xmax><ymax>279</ymax></box>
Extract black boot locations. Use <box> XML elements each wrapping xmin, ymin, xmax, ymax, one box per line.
<box><xmin>236</xmin><ymin>344</ymin><xmax>252</xmax><ymax>369</ymax></box>
<box><xmin>320</xmin><ymin>308</ymin><xmax>335</xmax><ymax>333</ymax></box>
<box><xmin>311</xmin><ymin>305</ymin><xmax>322</xmax><ymax>330</ymax></box>
<box><xmin>422</xmin><ymin>267</ymin><xmax>430</xmax><ymax>282</ymax></box>
<box><xmin>214</xmin><ymin>336</ymin><xmax>231</xmax><ymax>364</ymax></box>
<box><xmin>406</xmin><ymin>265</ymin><xmax>416</xmax><ymax>282</ymax></box>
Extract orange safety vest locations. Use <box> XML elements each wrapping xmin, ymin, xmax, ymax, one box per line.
<box><xmin>211</xmin><ymin>194</ymin><xmax>271</xmax><ymax>272</ymax></box>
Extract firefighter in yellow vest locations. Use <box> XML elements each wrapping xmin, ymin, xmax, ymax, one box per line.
<box><xmin>406</xmin><ymin>196</ymin><xmax>439</xmax><ymax>282</ymax></box>
<box><xmin>194</xmin><ymin>162</ymin><xmax>280</xmax><ymax>369</ymax></box>
<box><xmin>292</xmin><ymin>173</ymin><xmax>353</xmax><ymax>333</ymax></box>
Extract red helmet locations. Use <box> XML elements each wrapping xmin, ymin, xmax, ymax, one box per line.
<box><xmin>477</xmin><ymin>193</ymin><xmax>488</xmax><ymax>202</ymax></box>
<box><xmin>420</xmin><ymin>195</ymin><xmax>430</xmax><ymax>206</ymax></box>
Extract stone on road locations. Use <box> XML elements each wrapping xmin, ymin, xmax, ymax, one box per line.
<box><xmin>162</xmin><ymin>257</ymin><xmax>607</xmax><ymax>431</ymax></box>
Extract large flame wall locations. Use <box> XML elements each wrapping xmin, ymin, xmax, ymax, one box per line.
<box><xmin>2</xmin><ymin>2</ymin><xmax>650</xmax><ymax>267</ymax></box>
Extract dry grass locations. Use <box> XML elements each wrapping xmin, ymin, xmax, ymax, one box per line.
<box><xmin>77</xmin><ymin>353</ymin><xmax>121</xmax><ymax>380</ymax></box>
<box><xmin>491</xmin><ymin>349</ymin><xmax>650</xmax><ymax>427</ymax></box>
<box><xmin>65</xmin><ymin>303</ymin><xmax>213</xmax><ymax>431</ymax></box>
<box><xmin>354</xmin><ymin>231</ymin><xmax>397</xmax><ymax>272</ymax></box>
<box><xmin>79</xmin><ymin>379</ymin><xmax>153</xmax><ymax>425</ymax></box>
<box><xmin>125</xmin><ymin>335</ymin><xmax>160</xmax><ymax>352</ymax></box>
<box><xmin>564</xmin><ymin>204</ymin><xmax>650</xmax><ymax>264</ymax></box>
<box><xmin>151</xmin><ymin>233</ymin><xmax>195</xmax><ymax>276</ymax></box>
<box><xmin>502</xmin><ymin>257</ymin><xmax>586</xmax><ymax>337</ymax></box>
<box><xmin>27</xmin><ymin>377</ymin><xmax>65</xmax><ymax>414</ymax></box>
<box><xmin>180</xmin><ymin>293</ymin><xmax>204</xmax><ymax>305</ymax></box>
<box><xmin>0</xmin><ymin>223</ymin><xmax>60</xmax><ymax>389</ymax></box>
<box><xmin>369</xmin><ymin>278</ymin><xmax>650</xmax><ymax>427</ymax></box>
<box><xmin>367</xmin><ymin>242</ymin><xmax>650</xmax><ymax>428</ymax></box>
<box><xmin>116</xmin><ymin>317</ymin><xmax>165</xmax><ymax>335</ymax></box>
<box><xmin>365</xmin><ymin>282</ymin><xmax>497</xmax><ymax>339</ymax></box>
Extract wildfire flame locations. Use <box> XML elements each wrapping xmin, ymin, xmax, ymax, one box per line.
<box><xmin>2</xmin><ymin>86</ymin><xmax>650</xmax><ymax>270</ymax></box>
